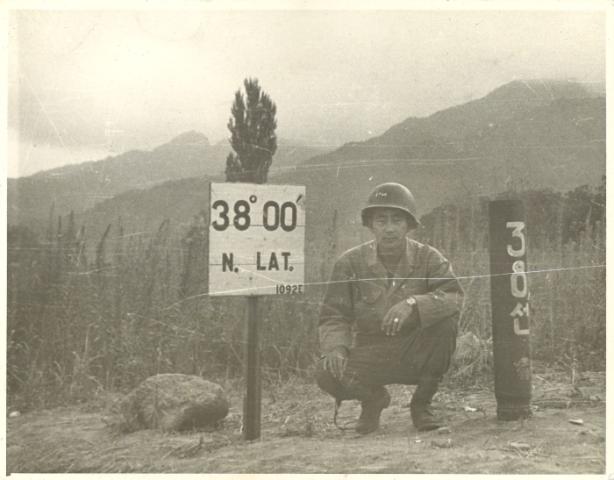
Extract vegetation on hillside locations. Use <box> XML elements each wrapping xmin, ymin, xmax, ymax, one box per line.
<box><xmin>7</xmin><ymin>180</ymin><xmax>605</xmax><ymax>411</ymax></box>
<box><xmin>6</xmin><ymin>80</ymin><xmax>605</xmax><ymax>412</ymax></box>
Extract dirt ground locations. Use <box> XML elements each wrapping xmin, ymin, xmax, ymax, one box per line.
<box><xmin>6</xmin><ymin>369</ymin><xmax>605</xmax><ymax>474</ymax></box>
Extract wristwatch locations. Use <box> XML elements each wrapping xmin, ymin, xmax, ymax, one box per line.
<box><xmin>405</xmin><ymin>296</ymin><xmax>417</xmax><ymax>307</ymax></box>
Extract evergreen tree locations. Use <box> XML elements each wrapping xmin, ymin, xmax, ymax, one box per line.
<box><xmin>226</xmin><ymin>78</ymin><xmax>277</xmax><ymax>183</ymax></box>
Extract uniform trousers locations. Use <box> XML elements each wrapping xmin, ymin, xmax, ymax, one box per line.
<box><xmin>316</xmin><ymin>317</ymin><xmax>457</xmax><ymax>404</ymax></box>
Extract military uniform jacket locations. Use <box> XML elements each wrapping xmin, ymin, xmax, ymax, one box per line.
<box><xmin>319</xmin><ymin>238</ymin><xmax>464</xmax><ymax>354</ymax></box>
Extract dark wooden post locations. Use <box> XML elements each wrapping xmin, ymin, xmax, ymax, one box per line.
<box><xmin>243</xmin><ymin>296</ymin><xmax>262</xmax><ymax>439</ymax></box>
<box><xmin>488</xmin><ymin>200</ymin><xmax>532</xmax><ymax>420</ymax></box>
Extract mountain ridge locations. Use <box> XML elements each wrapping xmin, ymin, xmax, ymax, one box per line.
<box><xmin>8</xmin><ymin>133</ymin><xmax>330</xmax><ymax>228</ymax></box>
<box><xmin>9</xmin><ymin>79</ymin><xmax>604</xmax><ymax>252</ymax></box>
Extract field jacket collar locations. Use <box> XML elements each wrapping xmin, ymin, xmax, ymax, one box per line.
<box><xmin>365</xmin><ymin>237</ymin><xmax>417</xmax><ymax>286</ymax></box>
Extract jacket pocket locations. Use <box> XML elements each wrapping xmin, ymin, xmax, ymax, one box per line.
<box><xmin>355</xmin><ymin>280</ymin><xmax>384</xmax><ymax>304</ymax></box>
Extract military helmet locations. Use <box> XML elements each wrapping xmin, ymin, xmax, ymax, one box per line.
<box><xmin>361</xmin><ymin>182</ymin><xmax>420</xmax><ymax>228</ymax></box>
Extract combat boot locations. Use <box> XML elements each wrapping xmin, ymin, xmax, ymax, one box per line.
<box><xmin>410</xmin><ymin>376</ymin><xmax>445</xmax><ymax>431</ymax></box>
<box><xmin>410</xmin><ymin>404</ymin><xmax>444</xmax><ymax>431</ymax></box>
<box><xmin>355</xmin><ymin>387</ymin><xmax>391</xmax><ymax>435</ymax></box>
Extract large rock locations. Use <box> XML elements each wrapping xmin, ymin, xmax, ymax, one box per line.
<box><xmin>119</xmin><ymin>374</ymin><xmax>229</xmax><ymax>432</ymax></box>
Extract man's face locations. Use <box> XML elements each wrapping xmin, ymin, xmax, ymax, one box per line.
<box><xmin>369</xmin><ymin>208</ymin><xmax>410</xmax><ymax>251</ymax></box>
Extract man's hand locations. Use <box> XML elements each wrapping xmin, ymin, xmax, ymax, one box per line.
<box><xmin>381</xmin><ymin>299</ymin><xmax>417</xmax><ymax>336</ymax></box>
<box><xmin>322</xmin><ymin>346</ymin><xmax>348</xmax><ymax>380</ymax></box>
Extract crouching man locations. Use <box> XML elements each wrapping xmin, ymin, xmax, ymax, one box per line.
<box><xmin>316</xmin><ymin>182</ymin><xmax>463</xmax><ymax>434</ymax></box>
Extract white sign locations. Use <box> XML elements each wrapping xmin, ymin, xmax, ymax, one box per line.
<box><xmin>208</xmin><ymin>182</ymin><xmax>306</xmax><ymax>296</ymax></box>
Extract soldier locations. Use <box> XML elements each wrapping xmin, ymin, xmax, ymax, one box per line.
<box><xmin>316</xmin><ymin>182</ymin><xmax>463</xmax><ymax>433</ymax></box>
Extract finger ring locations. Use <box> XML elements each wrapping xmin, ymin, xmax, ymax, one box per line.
<box><xmin>393</xmin><ymin>318</ymin><xmax>399</xmax><ymax>323</ymax></box>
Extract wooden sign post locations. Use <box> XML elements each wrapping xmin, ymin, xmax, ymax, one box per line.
<box><xmin>488</xmin><ymin>199</ymin><xmax>532</xmax><ymax>420</ymax></box>
<box><xmin>208</xmin><ymin>183</ymin><xmax>306</xmax><ymax>440</ymax></box>
<box><xmin>244</xmin><ymin>296</ymin><xmax>261</xmax><ymax>440</ymax></box>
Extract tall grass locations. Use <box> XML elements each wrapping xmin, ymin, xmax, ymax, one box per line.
<box><xmin>419</xmin><ymin>188</ymin><xmax>606</xmax><ymax>375</ymax></box>
<box><xmin>6</xmin><ymin>185</ymin><xmax>605</xmax><ymax>410</ymax></box>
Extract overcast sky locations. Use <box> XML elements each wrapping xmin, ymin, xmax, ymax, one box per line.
<box><xmin>8</xmin><ymin>8</ymin><xmax>605</xmax><ymax>177</ymax></box>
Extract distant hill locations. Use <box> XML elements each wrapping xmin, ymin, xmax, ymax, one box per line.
<box><xmin>304</xmin><ymin>79</ymin><xmax>599</xmax><ymax>164</ymax></box>
<box><xmin>8</xmin><ymin>132</ymin><xmax>329</xmax><ymax>230</ymax></box>
<box><xmin>286</xmin><ymin>80</ymin><xmax>605</xmax><ymax>251</ymax></box>
<box><xmin>67</xmin><ymin>80</ymin><xmax>604</xmax><ymax>261</ymax></box>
